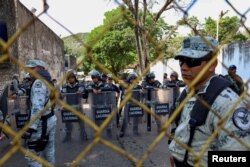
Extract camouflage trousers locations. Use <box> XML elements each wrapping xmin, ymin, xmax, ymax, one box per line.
<box><xmin>25</xmin><ymin>116</ymin><xmax>57</xmax><ymax>167</ymax></box>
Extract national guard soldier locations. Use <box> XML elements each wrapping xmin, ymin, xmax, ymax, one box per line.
<box><xmin>61</xmin><ymin>70</ymin><xmax>86</xmax><ymax>142</ymax></box>
<box><xmin>164</xmin><ymin>71</ymin><xmax>185</xmax><ymax>133</ymax></box>
<box><xmin>10</xmin><ymin>74</ymin><xmax>19</xmax><ymax>93</ymax></box>
<box><xmin>107</xmin><ymin>75</ymin><xmax>121</xmax><ymax>126</ymax></box>
<box><xmin>86</xmin><ymin>70</ymin><xmax>107</xmax><ymax>94</ymax></box>
<box><xmin>164</xmin><ymin>71</ymin><xmax>185</xmax><ymax>103</ymax></box>
<box><xmin>22</xmin><ymin>59</ymin><xmax>57</xmax><ymax>167</ymax></box>
<box><xmin>169</xmin><ymin>36</ymin><xmax>250</xmax><ymax>167</ymax></box>
<box><xmin>107</xmin><ymin>74</ymin><xmax>120</xmax><ymax>104</ymax></box>
<box><xmin>163</xmin><ymin>73</ymin><xmax>170</xmax><ymax>85</ymax></box>
<box><xmin>10</xmin><ymin>74</ymin><xmax>21</xmax><ymax>114</ymax></box>
<box><xmin>141</xmin><ymin>72</ymin><xmax>162</xmax><ymax>88</ymax></box>
<box><xmin>141</xmin><ymin>72</ymin><xmax>162</xmax><ymax>132</ymax></box>
<box><xmin>119</xmin><ymin>72</ymin><xmax>143</xmax><ymax>137</ymax></box>
<box><xmin>22</xmin><ymin>73</ymin><xmax>33</xmax><ymax>113</ymax></box>
<box><xmin>101</xmin><ymin>73</ymin><xmax>108</xmax><ymax>84</ymax></box>
<box><xmin>224</xmin><ymin>65</ymin><xmax>244</xmax><ymax>95</ymax></box>
<box><xmin>86</xmin><ymin>70</ymin><xmax>115</xmax><ymax>137</ymax></box>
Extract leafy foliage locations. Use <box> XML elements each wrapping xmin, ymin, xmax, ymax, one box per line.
<box><xmin>86</xmin><ymin>7</ymin><xmax>177</xmax><ymax>75</ymax></box>
<box><xmin>63</xmin><ymin>33</ymin><xmax>89</xmax><ymax>56</ymax></box>
<box><xmin>86</xmin><ymin>8</ymin><xmax>137</xmax><ymax>75</ymax></box>
<box><xmin>177</xmin><ymin>15</ymin><xmax>248</xmax><ymax>43</ymax></box>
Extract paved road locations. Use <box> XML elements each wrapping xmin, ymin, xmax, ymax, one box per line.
<box><xmin>0</xmin><ymin>98</ymin><xmax>171</xmax><ymax>167</ymax></box>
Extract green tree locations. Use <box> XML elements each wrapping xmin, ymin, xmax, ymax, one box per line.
<box><xmin>204</xmin><ymin>16</ymin><xmax>248</xmax><ymax>43</ymax></box>
<box><xmin>86</xmin><ymin>8</ymin><xmax>137</xmax><ymax>76</ymax></box>
<box><xmin>177</xmin><ymin>15</ymin><xmax>248</xmax><ymax>43</ymax></box>
<box><xmin>86</xmin><ymin>7</ymin><xmax>174</xmax><ymax>75</ymax></box>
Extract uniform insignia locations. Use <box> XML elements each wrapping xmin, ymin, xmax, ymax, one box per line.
<box><xmin>34</xmin><ymin>81</ymin><xmax>42</xmax><ymax>88</ymax></box>
<box><xmin>233</xmin><ymin>107</ymin><xmax>250</xmax><ymax>131</ymax></box>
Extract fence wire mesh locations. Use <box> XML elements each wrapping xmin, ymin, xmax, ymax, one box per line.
<box><xmin>0</xmin><ymin>0</ymin><xmax>250</xmax><ymax>167</ymax></box>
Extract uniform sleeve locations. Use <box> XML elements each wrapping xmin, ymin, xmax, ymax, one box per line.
<box><xmin>30</xmin><ymin>80</ymin><xmax>48</xmax><ymax>130</ymax></box>
<box><xmin>13</xmin><ymin>79</ymin><xmax>19</xmax><ymax>92</ymax></box>
<box><xmin>211</xmin><ymin>89</ymin><xmax>250</xmax><ymax>150</ymax></box>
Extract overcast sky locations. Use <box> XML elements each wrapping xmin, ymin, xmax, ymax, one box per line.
<box><xmin>19</xmin><ymin>0</ymin><xmax>250</xmax><ymax>37</ymax></box>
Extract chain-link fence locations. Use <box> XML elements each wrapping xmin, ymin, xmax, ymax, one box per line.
<box><xmin>0</xmin><ymin>0</ymin><xmax>250</xmax><ymax>167</ymax></box>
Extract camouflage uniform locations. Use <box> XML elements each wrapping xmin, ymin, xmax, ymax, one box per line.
<box><xmin>24</xmin><ymin>60</ymin><xmax>57</xmax><ymax>167</ymax></box>
<box><xmin>169</xmin><ymin>75</ymin><xmax>250</xmax><ymax>166</ymax></box>
<box><xmin>169</xmin><ymin>36</ymin><xmax>250</xmax><ymax>166</ymax></box>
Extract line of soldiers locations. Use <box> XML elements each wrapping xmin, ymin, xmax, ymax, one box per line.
<box><xmin>9</xmin><ymin>65</ymin><xmax>245</xmax><ymax>142</ymax></box>
<box><xmin>1</xmin><ymin>57</ymin><xmax>246</xmax><ymax>167</ymax></box>
<box><xmin>59</xmin><ymin>69</ymin><xmax>186</xmax><ymax>139</ymax></box>
<box><xmin>6</xmin><ymin>67</ymin><xmax>186</xmax><ymax>136</ymax></box>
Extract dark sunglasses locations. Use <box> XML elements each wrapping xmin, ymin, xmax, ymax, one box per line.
<box><xmin>179</xmin><ymin>53</ymin><xmax>212</xmax><ymax>68</ymax></box>
<box><xmin>179</xmin><ymin>58</ymin><xmax>204</xmax><ymax>68</ymax></box>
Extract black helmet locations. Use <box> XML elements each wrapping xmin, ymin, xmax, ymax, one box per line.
<box><xmin>170</xmin><ymin>71</ymin><xmax>178</xmax><ymax>78</ymax></box>
<box><xmin>127</xmin><ymin>72</ymin><xmax>138</xmax><ymax>82</ymax></box>
<box><xmin>146</xmin><ymin>72</ymin><xmax>155</xmax><ymax>81</ymax></box>
<box><xmin>101</xmin><ymin>73</ymin><xmax>108</xmax><ymax>80</ymax></box>
<box><xmin>89</xmin><ymin>70</ymin><xmax>101</xmax><ymax>79</ymax></box>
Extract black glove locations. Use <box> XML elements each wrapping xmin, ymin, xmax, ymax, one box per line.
<box><xmin>22</xmin><ymin>128</ymin><xmax>37</xmax><ymax>139</ymax></box>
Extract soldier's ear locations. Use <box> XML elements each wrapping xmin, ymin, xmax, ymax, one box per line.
<box><xmin>208</xmin><ymin>59</ymin><xmax>217</xmax><ymax>72</ymax></box>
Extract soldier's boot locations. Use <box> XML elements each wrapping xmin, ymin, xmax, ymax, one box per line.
<box><xmin>62</xmin><ymin>133</ymin><xmax>71</xmax><ymax>143</ymax></box>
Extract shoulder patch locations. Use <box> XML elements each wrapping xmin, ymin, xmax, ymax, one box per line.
<box><xmin>34</xmin><ymin>81</ymin><xmax>42</xmax><ymax>88</ymax></box>
<box><xmin>233</xmin><ymin>107</ymin><xmax>250</xmax><ymax>131</ymax></box>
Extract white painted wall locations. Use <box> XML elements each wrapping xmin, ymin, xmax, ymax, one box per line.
<box><xmin>216</xmin><ymin>42</ymin><xmax>250</xmax><ymax>92</ymax></box>
<box><xmin>150</xmin><ymin>58</ymin><xmax>182</xmax><ymax>84</ymax></box>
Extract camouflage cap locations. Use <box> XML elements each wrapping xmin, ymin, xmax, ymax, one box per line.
<box><xmin>175</xmin><ymin>36</ymin><xmax>219</xmax><ymax>59</ymax></box>
<box><xmin>26</xmin><ymin>59</ymin><xmax>47</xmax><ymax>68</ymax></box>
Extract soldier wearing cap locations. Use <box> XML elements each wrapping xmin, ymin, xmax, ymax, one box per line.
<box><xmin>169</xmin><ymin>36</ymin><xmax>250</xmax><ymax>167</ymax></box>
<box><xmin>22</xmin><ymin>59</ymin><xmax>57</xmax><ymax>167</ymax></box>
<box><xmin>224</xmin><ymin>65</ymin><xmax>244</xmax><ymax>95</ymax></box>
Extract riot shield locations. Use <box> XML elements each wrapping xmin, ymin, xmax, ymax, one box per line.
<box><xmin>150</xmin><ymin>88</ymin><xmax>174</xmax><ymax>133</ymax></box>
<box><xmin>87</xmin><ymin>91</ymin><xmax>117</xmax><ymax>139</ymax></box>
<box><xmin>59</xmin><ymin>93</ymin><xmax>87</xmax><ymax>142</ymax></box>
<box><xmin>119</xmin><ymin>89</ymin><xmax>145</xmax><ymax>137</ymax></box>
